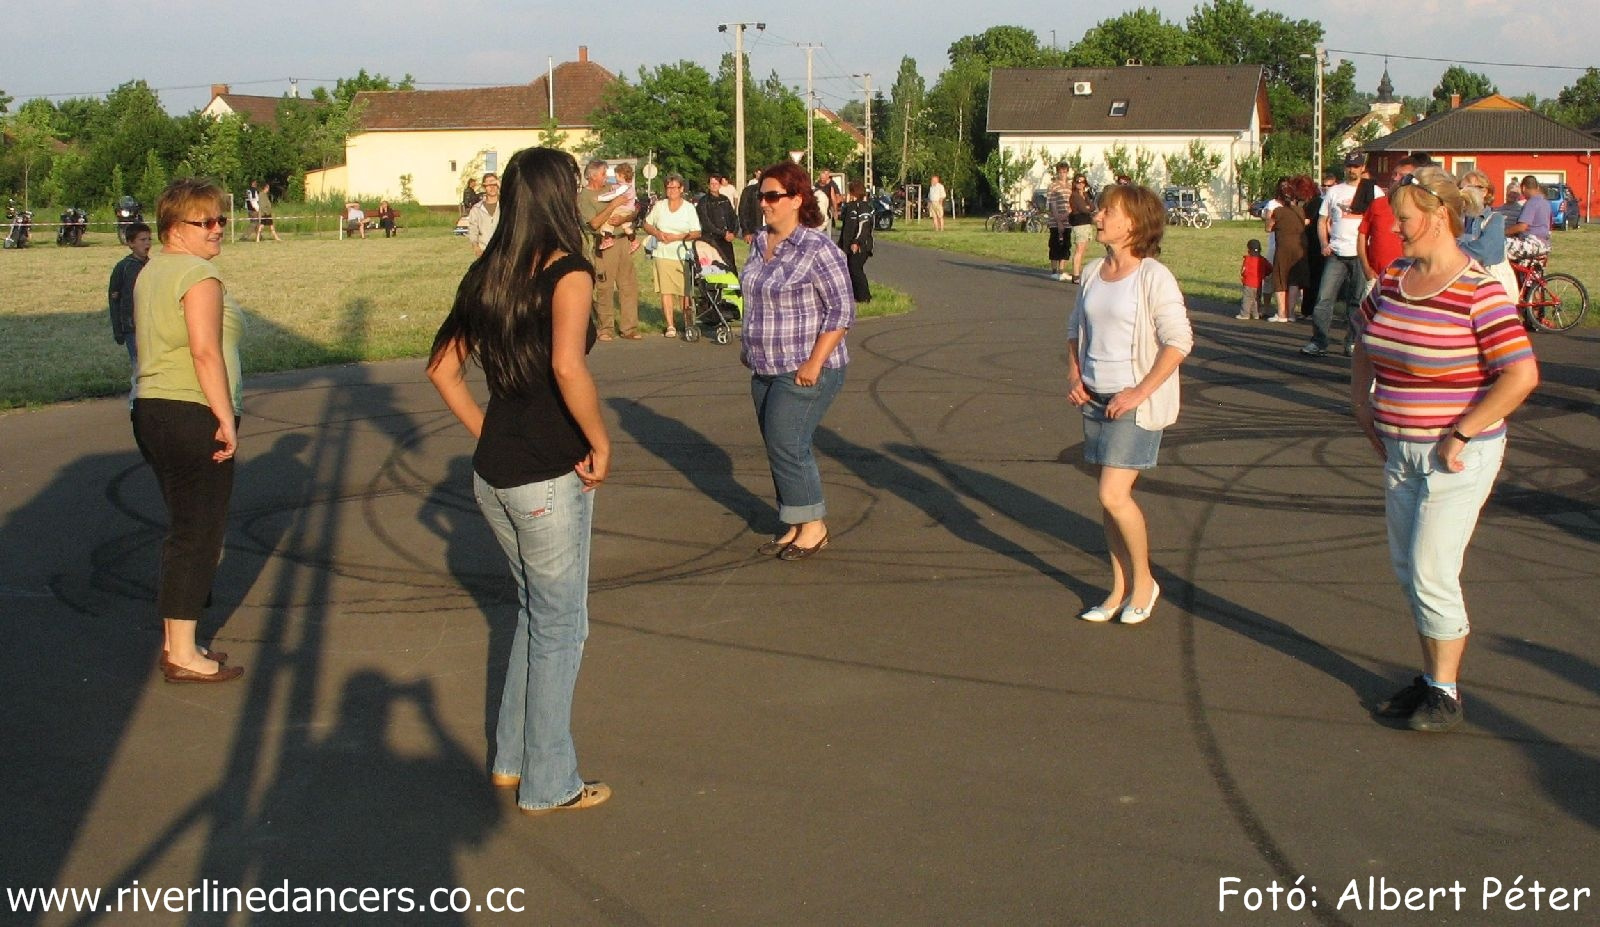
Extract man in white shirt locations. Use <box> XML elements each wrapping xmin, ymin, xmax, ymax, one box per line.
<box><xmin>466</xmin><ymin>173</ymin><xmax>501</xmax><ymax>256</ymax></box>
<box><xmin>927</xmin><ymin>175</ymin><xmax>946</xmax><ymax>231</ymax></box>
<box><xmin>1304</xmin><ymin>153</ymin><xmax>1375</xmax><ymax>356</ymax></box>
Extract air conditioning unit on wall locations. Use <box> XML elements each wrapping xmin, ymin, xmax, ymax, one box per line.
<box><xmin>1073</xmin><ymin>81</ymin><xmax>1093</xmax><ymax>96</ymax></box>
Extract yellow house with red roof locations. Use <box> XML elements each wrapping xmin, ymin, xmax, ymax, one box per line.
<box><xmin>305</xmin><ymin>48</ymin><xmax>615</xmax><ymax>206</ymax></box>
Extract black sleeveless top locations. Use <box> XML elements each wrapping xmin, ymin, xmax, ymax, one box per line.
<box><xmin>472</xmin><ymin>253</ymin><xmax>598</xmax><ymax>488</ymax></box>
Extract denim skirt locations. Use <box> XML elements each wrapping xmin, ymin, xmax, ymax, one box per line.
<box><xmin>1081</xmin><ymin>397</ymin><xmax>1163</xmax><ymax>470</ymax></box>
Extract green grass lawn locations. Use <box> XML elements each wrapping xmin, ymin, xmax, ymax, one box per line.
<box><xmin>1</xmin><ymin>228</ymin><xmax>911</xmax><ymax>409</ymax></box>
<box><xmin>883</xmin><ymin>216</ymin><xmax>1600</xmax><ymax>312</ymax></box>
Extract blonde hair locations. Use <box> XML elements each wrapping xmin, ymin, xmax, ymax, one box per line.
<box><xmin>1393</xmin><ymin>166</ymin><xmax>1465</xmax><ymax>238</ymax></box>
<box><xmin>1458</xmin><ymin>169</ymin><xmax>1492</xmax><ymax>214</ymax></box>
<box><xmin>614</xmin><ymin>162</ymin><xmax>634</xmax><ymax>182</ymax></box>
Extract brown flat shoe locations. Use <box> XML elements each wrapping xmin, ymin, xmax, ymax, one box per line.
<box><xmin>623</xmin><ymin>332</ymin><xmax>644</xmax><ymax>340</ymax></box>
<box><xmin>161</xmin><ymin>659</ymin><xmax>243</xmax><ymax>685</ymax></box>
<box><xmin>756</xmin><ymin>534</ymin><xmax>796</xmax><ymax>556</ymax></box>
<box><xmin>778</xmin><ymin>532</ymin><xmax>829</xmax><ymax>561</ymax></box>
<box><xmin>163</xmin><ymin>648</ymin><xmax>228</xmax><ymax>665</ymax></box>
<box><xmin>520</xmin><ymin>781</ymin><xmax>611</xmax><ymax>816</ymax></box>
<box><xmin>597</xmin><ymin>332</ymin><xmax>615</xmax><ymax>342</ymax></box>
<box><xmin>490</xmin><ymin>772</ymin><xmax>521</xmax><ymax>789</ymax></box>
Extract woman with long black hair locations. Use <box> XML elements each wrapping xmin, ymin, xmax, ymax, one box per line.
<box><xmin>427</xmin><ymin>147</ymin><xmax>612</xmax><ymax>816</ymax></box>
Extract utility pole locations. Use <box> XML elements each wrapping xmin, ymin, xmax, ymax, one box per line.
<box><xmin>853</xmin><ymin>73</ymin><xmax>872</xmax><ymax>190</ymax></box>
<box><xmin>800</xmin><ymin>43</ymin><xmax>820</xmax><ymax>178</ymax></box>
<box><xmin>1301</xmin><ymin>45</ymin><xmax>1326</xmax><ymax>182</ymax></box>
<box><xmin>719</xmin><ymin>21</ymin><xmax>766</xmax><ymax>191</ymax></box>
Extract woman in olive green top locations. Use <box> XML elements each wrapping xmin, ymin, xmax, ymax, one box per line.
<box><xmin>131</xmin><ymin>178</ymin><xmax>246</xmax><ymax>684</ymax></box>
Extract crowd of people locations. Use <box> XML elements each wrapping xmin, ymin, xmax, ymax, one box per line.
<box><xmin>108</xmin><ymin>146</ymin><xmax>1546</xmax><ymax>832</ymax></box>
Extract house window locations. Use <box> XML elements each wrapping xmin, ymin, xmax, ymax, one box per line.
<box><xmin>1109</xmin><ymin>100</ymin><xmax>1129</xmax><ymax>117</ymax></box>
<box><xmin>485</xmin><ymin>151</ymin><xmax>498</xmax><ymax>174</ymax></box>
<box><xmin>1454</xmin><ymin>157</ymin><xmax>1475</xmax><ymax>178</ymax></box>
<box><xmin>449</xmin><ymin>160</ymin><xmax>457</xmax><ymax>172</ymax></box>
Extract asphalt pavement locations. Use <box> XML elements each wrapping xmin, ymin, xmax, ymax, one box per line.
<box><xmin>3</xmin><ymin>238</ymin><xmax>1598</xmax><ymax>926</ymax></box>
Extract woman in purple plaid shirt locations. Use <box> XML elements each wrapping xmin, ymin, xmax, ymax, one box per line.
<box><xmin>741</xmin><ymin>162</ymin><xmax>857</xmax><ymax>561</ymax></box>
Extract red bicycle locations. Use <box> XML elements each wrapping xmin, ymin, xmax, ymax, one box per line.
<box><xmin>1510</xmin><ymin>255</ymin><xmax>1588</xmax><ymax>333</ymax></box>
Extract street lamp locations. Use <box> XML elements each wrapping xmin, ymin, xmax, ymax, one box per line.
<box><xmin>718</xmin><ymin>22</ymin><xmax>766</xmax><ymax>190</ymax></box>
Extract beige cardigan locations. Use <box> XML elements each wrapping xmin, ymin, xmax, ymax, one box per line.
<box><xmin>1068</xmin><ymin>257</ymin><xmax>1194</xmax><ymax>430</ymax></box>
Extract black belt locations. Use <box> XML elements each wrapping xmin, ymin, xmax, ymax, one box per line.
<box><xmin>1086</xmin><ymin>389</ymin><xmax>1119</xmax><ymax>404</ymax></box>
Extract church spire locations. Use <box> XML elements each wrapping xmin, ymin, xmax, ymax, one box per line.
<box><xmin>1377</xmin><ymin>59</ymin><xmax>1394</xmax><ymax>103</ymax></box>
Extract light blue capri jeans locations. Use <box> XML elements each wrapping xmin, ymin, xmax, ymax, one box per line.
<box><xmin>473</xmin><ymin>469</ymin><xmax>593</xmax><ymax>811</ymax></box>
<box><xmin>1382</xmin><ymin>434</ymin><xmax>1506</xmax><ymax>640</ymax></box>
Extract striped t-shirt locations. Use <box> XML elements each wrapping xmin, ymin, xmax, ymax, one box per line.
<box><xmin>1356</xmin><ymin>257</ymin><xmax>1534</xmax><ymax>443</ymax></box>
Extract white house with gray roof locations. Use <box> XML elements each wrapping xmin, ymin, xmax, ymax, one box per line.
<box><xmin>986</xmin><ymin>64</ymin><xmax>1271</xmax><ymax>217</ymax></box>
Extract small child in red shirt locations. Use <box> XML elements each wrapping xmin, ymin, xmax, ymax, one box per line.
<box><xmin>1237</xmin><ymin>239</ymin><xmax>1271</xmax><ymax>319</ymax></box>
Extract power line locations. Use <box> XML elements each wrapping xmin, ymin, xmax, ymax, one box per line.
<box><xmin>1326</xmin><ymin>48</ymin><xmax>1591</xmax><ymax>74</ymax></box>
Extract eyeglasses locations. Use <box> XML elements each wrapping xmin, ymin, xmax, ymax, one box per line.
<box><xmin>1075</xmin><ymin>179</ymin><xmax>1088</xmax><ymax>185</ymax></box>
<box><xmin>1321</xmin><ymin>182</ymin><xmax>1336</xmax><ymax>189</ymax></box>
<box><xmin>182</xmin><ymin>216</ymin><xmax>228</xmax><ymax>230</ymax></box>
<box><xmin>757</xmin><ymin>190</ymin><xmax>793</xmax><ymax>203</ymax></box>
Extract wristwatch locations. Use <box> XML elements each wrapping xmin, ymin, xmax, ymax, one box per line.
<box><xmin>1451</xmin><ymin>429</ymin><xmax>1473</xmax><ymax>443</ymax></box>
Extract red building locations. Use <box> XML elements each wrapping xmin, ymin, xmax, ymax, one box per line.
<box><xmin>1357</xmin><ymin>94</ymin><xmax>1597</xmax><ymax>222</ymax></box>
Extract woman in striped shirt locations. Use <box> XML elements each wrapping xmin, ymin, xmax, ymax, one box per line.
<box><xmin>1350</xmin><ymin>166</ymin><xmax>1539</xmax><ymax>733</ymax></box>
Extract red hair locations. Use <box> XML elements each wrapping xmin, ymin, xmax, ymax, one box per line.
<box><xmin>758</xmin><ymin>162</ymin><xmax>824</xmax><ymax>228</ymax></box>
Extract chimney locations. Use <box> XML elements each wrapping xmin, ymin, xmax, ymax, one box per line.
<box><xmin>211</xmin><ymin>83</ymin><xmax>229</xmax><ymax>98</ymax></box>
<box><xmin>1450</xmin><ymin>93</ymin><xmax>1461</xmax><ymax>109</ymax></box>
<box><xmin>578</xmin><ymin>46</ymin><xmax>588</xmax><ymax>63</ymax></box>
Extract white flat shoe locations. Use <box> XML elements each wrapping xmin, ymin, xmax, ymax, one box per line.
<box><xmin>1079</xmin><ymin>597</ymin><xmax>1129</xmax><ymax>623</ymax></box>
<box><xmin>1120</xmin><ymin>584</ymin><xmax>1161</xmax><ymax>625</ymax></box>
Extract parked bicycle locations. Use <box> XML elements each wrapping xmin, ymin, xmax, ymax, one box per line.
<box><xmin>985</xmin><ymin>202</ymin><xmax>1046</xmax><ymax>233</ymax></box>
<box><xmin>1162</xmin><ymin>186</ymin><xmax>1212</xmax><ymax>229</ymax></box>
<box><xmin>1510</xmin><ymin>255</ymin><xmax>1589</xmax><ymax>333</ymax></box>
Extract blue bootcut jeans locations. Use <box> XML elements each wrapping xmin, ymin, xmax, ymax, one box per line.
<box><xmin>1311</xmin><ymin>254</ymin><xmax>1362</xmax><ymax>351</ymax></box>
<box><xmin>473</xmin><ymin>469</ymin><xmax>593</xmax><ymax>810</ymax></box>
<box><xmin>750</xmin><ymin>365</ymin><xmax>845</xmax><ymax>525</ymax></box>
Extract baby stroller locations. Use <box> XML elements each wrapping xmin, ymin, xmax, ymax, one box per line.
<box><xmin>683</xmin><ymin>239</ymin><xmax>742</xmax><ymax>344</ymax></box>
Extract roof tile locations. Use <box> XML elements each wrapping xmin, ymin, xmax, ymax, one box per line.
<box><xmin>987</xmin><ymin>66</ymin><xmax>1265</xmax><ymax>134</ymax></box>
<box><xmin>356</xmin><ymin>59</ymin><xmax>616</xmax><ymax>131</ymax></box>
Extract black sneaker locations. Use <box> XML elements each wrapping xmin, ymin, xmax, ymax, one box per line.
<box><xmin>1299</xmin><ymin>342</ymin><xmax>1328</xmax><ymax>357</ymax></box>
<box><xmin>1408</xmin><ymin>687</ymin><xmax>1463</xmax><ymax>733</ymax></box>
<box><xmin>1375</xmin><ymin>676</ymin><xmax>1429</xmax><ymax>718</ymax></box>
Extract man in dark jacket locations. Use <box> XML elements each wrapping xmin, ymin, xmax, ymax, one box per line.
<box><xmin>738</xmin><ymin>170</ymin><xmax>763</xmax><ymax>242</ymax></box>
<box><xmin>697</xmin><ymin>174</ymin><xmax>739</xmax><ymax>269</ymax></box>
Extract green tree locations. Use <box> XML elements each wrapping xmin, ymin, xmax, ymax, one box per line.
<box><xmin>593</xmin><ymin>61</ymin><xmax>725</xmax><ymax>182</ymax></box>
<box><xmin>1549</xmin><ymin>67</ymin><xmax>1600</xmax><ymax>128</ymax></box>
<box><xmin>137</xmin><ymin>149</ymin><xmax>169</xmax><ymax>210</ymax></box>
<box><xmin>983</xmin><ymin>146</ymin><xmax>1031</xmax><ymax>206</ymax></box>
<box><xmin>1164</xmin><ymin>140</ymin><xmax>1224</xmax><ymax>188</ymax></box>
<box><xmin>2</xmin><ymin>103</ymin><xmax>62</xmax><ymax>207</ymax></box>
<box><xmin>1430</xmin><ymin>66</ymin><xmax>1496</xmax><ymax>113</ymax></box>
<box><xmin>312</xmin><ymin>69</ymin><xmax>416</xmax><ymax>106</ymax></box>
<box><xmin>0</xmin><ymin>88</ymin><xmax>12</xmax><ymax>114</ymax></box>
<box><xmin>537</xmin><ymin>117</ymin><xmax>568</xmax><ymax>150</ymax></box>
<box><xmin>188</xmin><ymin>113</ymin><xmax>246</xmax><ymax>192</ymax></box>
<box><xmin>1064</xmin><ymin>9</ymin><xmax>1191</xmax><ymax>67</ymax></box>
<box><xmin>1104</xmin><ymin>143</ymin><xmax>1158</xmax><ymax>186</ymax></box>
<box><xmin>884</xmin><ymin>56</ymin><xmax>927</xmax><ymax>185</ymax></box>
<box><xmin>928</xmin><ymin>26</ymin><xmax>1064</xmax><ymax>207</ymax></box>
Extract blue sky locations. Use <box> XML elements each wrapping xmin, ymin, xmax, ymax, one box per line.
<box><xmin>6</xmin><ymin>1</ymin><xmax>1590</xmax><ymax>117</ymax></box>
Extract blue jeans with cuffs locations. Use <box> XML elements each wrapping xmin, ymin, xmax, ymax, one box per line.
<box><xmin>750</xmin><ymin>366</ymin><xmax>845</xmax><ymax>524</ymax></box>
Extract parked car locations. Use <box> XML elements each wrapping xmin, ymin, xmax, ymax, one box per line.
<box><xmin>1546</xmin><ymin>182</ymin><xmax>1581</xmax><ymax>231</ymax></box>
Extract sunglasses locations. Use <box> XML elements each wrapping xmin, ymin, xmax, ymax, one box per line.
<box><xmin>182</xmin><ymin>216</ymin><xmax>228</xmax><ymax>230</ymax></box>
<box><xmin>757</xmin><ymin>190</ymin><xmax>793</xmax><ymax>203</ymax></box>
